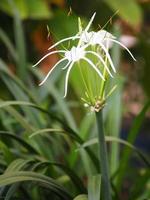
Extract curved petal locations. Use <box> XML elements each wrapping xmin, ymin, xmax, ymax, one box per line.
<box><xmin>62</xmin><ymin>61</ymin><xmax>71</xmax><ymax>70</ymax></box>
<box><xmin>86</xmin><ymin>51</ymin><xmax>113</xmax><ymax>77</ymax></box>
<box><xmin>98</xmin><ymin>42</ymin><xmax>116</xmax><ymax>73</ymax></box>
<box><xmin>48</xmin><ymin>36</ymin><xmax>80</xmax><ymax>50</ymax></box>
<box><xmin>32</xmin><ymin>50</ymin><xmax>66</xmax><ymax>68</ymax></box>
<box><xmin>39</xmin><ymin>58</ymin><xmax>67</xmax><ymax>86</ymax></box>
<box><xmin>63</xmin><ymin>62</ymin><xmax>74</xmax><ymax>98</ymax></box>
<box><xmin>105</xmin><ymin>38</ymin><xmax>136</xmax><ymax>61</ymax></box>
<box><xmin>82</xmin><ymin>57</ymin><xmax>105</xmax><ymax>80</ymax></box>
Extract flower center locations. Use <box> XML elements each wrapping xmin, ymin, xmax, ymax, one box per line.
<box><xmin>80</xmin><ymin>30</ymin><xmax>115</xmax><ymax>46</ymax></box>
<box><xmin>65</xmin><ymin>46</ymin><xmax>85</xmax><ymax>62</ymax></box>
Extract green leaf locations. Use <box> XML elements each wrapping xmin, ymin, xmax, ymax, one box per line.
<box><xmin>117</xmin><ymin>100</ymin><xmax>150</xmax><ymax>189</ymax></box>
<box><xmin>129</xmin><ymin>169</ymin><xmax>150</xmax><ymax>200</ymax></box>
<box><xmin>0</xmin><ymin>100</ymin><xmax>99</xmax><ymax>170</ymax></box>
<box><xmin>31</xmin><ymin>69</ymin><xmax>78</xmax><ymax>131</ymax></box>
<box><xmin>12</xmin><ymin>3</ymin><xmax>27</xmax><ymax>80</ymax></box>
<box><xmin>0</xmin><ymin>131</ymin><xmax>38</xmax><ymax>154</ymax></box>
<box><xmin>74</xmin><ymin>194</ymin><xmax>88</xmax><ymax>200</ymax></box>
<box><xmin>30</xmin><ymin>161</ymin><xmax>86</xmax><ymax>193</ymax></box>
<box><xmin>5</xmin><ymin>159</ymin><xmax>35</xmax><ymax>173</ymax></box>
<box><xmin>104</xmin><ymin>0</ymin><xmax>142</xmax><ymax>26</ymax></box>
<box><xmin>0</xmin><ymin>0</ymin><xmax>51</xmax><ymax>19</ymax></box>
<box><xmin>78</xmin><ymin>136</ymin><xmax>150</xmax><ymax>167</ymax></box>
<box><xmin>106</xmin><ymin>24</ymin><xmax>123</xmax><ymax>178</ymax></box>
<box><xmin>0</xmin><ymin>141</ymin><xmax>13</xmax><ymax>164</ymax></box>
<box><xmin>0</xmin><ymin>28</ymin><xmax>18</xmax><ymax>61</ymax></box>
<box><xmin>0</xmin><ymin>171</ymin><xmax>72</xmax><ymax>200</ymax></box>
<box><xmin>29</xmin><ymin>128</ymin><xmax>71</xmax><ymax>138</ymax></box>
<box><xmin>1</xmin><ymin>105</ymin><xmax>34</xmax><ymax>132</ymax></box>
<box><xmin>88</xmin><ymin>174</ymin><xmax>101</xmax><ymax>200</ymax></box>
<box><xmin>0</xmin><ymin>59</ymin><xmax>37</xmax><ymax>103</ymax></box>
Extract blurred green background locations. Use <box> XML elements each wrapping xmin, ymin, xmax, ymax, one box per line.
<box><xmin>0</xmin><ymin>0</ymin><xmax>150</xmax><ymax>200</ymax></box>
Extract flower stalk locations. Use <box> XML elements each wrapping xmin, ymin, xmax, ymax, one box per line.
<box><xmin>96</xmin><ymin>111</ymin><xmax>112</xmax><ymax>200</ymax></box>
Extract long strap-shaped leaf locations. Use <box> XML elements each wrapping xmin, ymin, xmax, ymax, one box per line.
<box><xmin>0</xmin><ymin>100</ymin><xmax>99</xmax><ymax>171</ymax></box>
<box><xmin>0</xmin><ymin>171</ymin><xmax>72</xmax><ymax>200</ymax></box>
<box><xmin>78</xmin><ymin>136</ymin><xmax>150</xmax><ymax>167</ymax></box>
<box><xmin>32</xmin><ymin>161</ymin><xmax>86</xmax><ymax>193</ymax></box>
<box><xmin>117</xmin><ymin>100</ymin><xmax>150</xmax><ymax>189</ymax></box>
<box><xmin>0</xmin><ymin>131</ymin><xmax>38</xmax><ymax>154</ymax></box>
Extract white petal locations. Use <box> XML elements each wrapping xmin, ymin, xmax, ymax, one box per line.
<box><xmin>82</xmin><ymin>57</ymin><xmax>105</xmax><ymax>80</ymax></box>
<box><xmin>39</xmin><ymin>58</ymin><xmax>66</xmax><ymax>86</ymax></box>
<box><xmin>63</xmin><ymin>62</ymin><xmax>74</xmax><ymax>98</ymax></box>
<box><xmin>86</xmin><ymin>51</ymin><xmax>113</xmax><ymax>77</ymax></box>
<box><xmin>105</xmin><ymin>38</ymin><xmax>136</xmax><ymax>61</ymax></box>
<box><xmin>32</xmin><ymin>50</ymin><xmax>66</xmax><ymax>68</ymax></box>
<box><xmin>85</xmin><ymin>12</ymin><xmax>96</xmax><ymax>32</ymax></box>
<box><xmin>48</xmin><ymin>36</ymin><xmax>80</xmax><ymax>50</ymax></box>
<box><xmin>98</xmin><ymin>42</ymin><xmax>116</xmax><ymax>73</ymax></box>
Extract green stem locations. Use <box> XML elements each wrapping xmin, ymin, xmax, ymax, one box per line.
<box><xmin>96</xmin><ymin>111</ymin><xmax>112</xmax><ymax>200</ymax></box>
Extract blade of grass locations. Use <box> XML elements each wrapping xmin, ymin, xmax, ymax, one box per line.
<box><xmin>30</xmin><ymin>68</ymin><xmax>77</xmax><ymax>131</ymax></box>
<box><xmin>8</xmin><ymin>0</ymin><xmax>27</xmax><ymax>80</ymax></box>
<box><xmin>74</xmin><ymin>195</ymin><xmax>88</xmax><ymax>200</ymax></box>
<box><xmin>0</xmin><ymin>131</ymin><xmax>38</xmax><ymax>154</ymax></box>
<box><xmin>30</xmin><ymin>161</ymin><xmax>86</xmax><ymax>193</ymax></box>
<box><xmin>0</xmin><ymin>59</ymin><xmax>38</xmax><ymax>103</ymax></box>
<box><xmin>0</xmin><ymin>28</ymin><xmax>18</xmax><ymax>61</ymax></box>
<box><xmin>0</xmin><ymin>171</ymin><xmax>72</xmax><ymax>200</ymax></box>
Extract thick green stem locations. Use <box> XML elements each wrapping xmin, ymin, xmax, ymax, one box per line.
<box><xmin>96</xmin><ymin>111</ymin><xmax>112</xmax><ymax>200</ymax></box>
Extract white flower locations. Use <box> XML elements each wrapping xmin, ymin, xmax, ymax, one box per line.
<box><xmin>33</xmin><ymin>45</ymin><xmax>113</xmax><ymax>97</ymax></box>
<box><xmin>33</xmin><ymin>12</ymin><xmax>136</xmax><ymax>105</ymax></box>
<box><xmin>47</xmin><ymin>12</ymin><xmax>136</xmax><ymax>75</ymax></box>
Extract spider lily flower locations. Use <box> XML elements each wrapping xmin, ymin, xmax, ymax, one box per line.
<box><xmin>47</xmin><ymin>12</ymin><xmax>136</xmax><ymax>76</ymax></box>
<box><xmin>33</xmin><ymin>12</ymin><xmax>136</xmax><ymax>112</ymax></box>
<box><xmin>32</xmin><ymin>45</ymin><xmax>113</xmax><ymax>97</ymax></box>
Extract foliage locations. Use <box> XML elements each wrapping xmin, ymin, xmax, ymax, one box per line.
<box><xmin>0</xmin><ymin>1</ymin><xmax>150</xmax><ymax>200</ymax></box>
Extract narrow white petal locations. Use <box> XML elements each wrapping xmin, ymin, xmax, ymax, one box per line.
<box><xmin>105</xmin><ymin>38</ymin><xmax>136</xmax><ymax>61</ymax></box>
<box><xmin>62</xmin><ymin>61</ymin><xmax>71</xmax><ymax>70</ymax></box>
<box><xmin>82</xmin><ymin>57</ymin><xmax>105</xmax><ymax>80</ymax></box>
<box><xmin>98</xmin><ymin>42</ymin><xmax>116</xmax><ymax>73</ymax></box>
<box><xmin>85</xmin><ymin>12</ymin><xmax>96</xmax><ymax>32</ymax></box>
<box><xmin>86</xmin><ymin>51</ymin><xmax>113</xmax><ymax>77</ymax></box>
<box><xmin>39</xmin><ymin>58</ymin><xmax>66</xmax><ymax>86</ymax></box>
<box><xmin>48</xmin><ymin>36</ymin><xmax>80</xmax><ymax>50</ymax></box>
<box><xmin>63</xmin><ymin>62</ymin><xmax>74</xmax><ymax>98</ymax></box>
<box><xmin>32</xmin><ymin>50</ymin><xmax>66</xmax><ymax>68</ymax></box>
